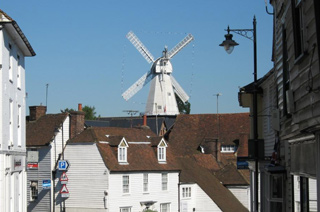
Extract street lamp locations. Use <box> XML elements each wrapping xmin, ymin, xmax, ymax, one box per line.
<box><xmin>220</xmin><ymin>16</ymin><xmax>259</xmax><ymax>212</ymax></box>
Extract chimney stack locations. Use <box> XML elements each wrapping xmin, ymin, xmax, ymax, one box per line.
<box><xmin>143</xmin><ymin>114</ymin><xmax>147</xmax><ymax>126</ymax></box>
<box><xmin>29</xmin><ymin>106</ymin><xmax>47</xmax><ymax>121</ymax></box>
<box><xmin>70</xmin><ymin>104</ymin><xmax>85</xmax><ymax>139</ymax></box>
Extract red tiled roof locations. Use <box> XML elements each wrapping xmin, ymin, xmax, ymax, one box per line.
<box><xmin>26</xmin><ymin>113</ymin><xmax>68</xmax><ymax>146</ymax></box>
<box><xmin>69</xmin><ymin>127</ymin><xmax>178</xmax><ymax>172</ymax></box>
<box><xmin>178</xmin><ymin>157</ymin><xmax>248</xmax><ymax>212</ymax></box>
<box><xmin>214</xmin><ymin>163</ymin><xmax>250</xmax><ymax>185</ymax></box>
<box><xmin>168</xmin><ymin>113</ymin><xmax>250</xmax><ymax>156</ymax></box>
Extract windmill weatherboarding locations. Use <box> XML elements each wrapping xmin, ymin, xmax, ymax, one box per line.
<box><xmin>122</xmin><ymin>31</ymin><xmax>194</xmax><ymax>116</ymax></box>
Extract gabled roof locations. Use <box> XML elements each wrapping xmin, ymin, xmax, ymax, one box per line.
<box><xmin>68</xmin><ymin>127</ymin><xmax>179</xmax><ymax>172</ymax></box>
<box><xmin>178</xmin><ymin>157</ymin><xmax>248</xmax><ymax>212</ymax></box>
<box><xmin>0</xmin><ymin>9</ymin><xmax>36</xmax><ymax>56</ymax></box>
<box><xmin>26</xmin><ymin>113</ymin><xmax>68</xmax><ymax>146</ymax></box>
<box><xmin>168</xmin><ymin>113</ymin><xmax>250</xmax><ymax>156</ymax></box>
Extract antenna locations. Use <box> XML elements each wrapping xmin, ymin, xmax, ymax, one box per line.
<box><xmin>123</xmin><ymin>110</ymin><xmax>139</xmax><ymax>128</ymax></box>
<box><xmin>46</xmin><ymin>84</ymin><xmax>49</xmax><ymax>110</ymax></box>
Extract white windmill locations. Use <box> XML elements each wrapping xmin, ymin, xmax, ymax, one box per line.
<box><xmin>122</xmin><ymin>31</ymin><xmax>194</xmax><ymax>116</ymax></box>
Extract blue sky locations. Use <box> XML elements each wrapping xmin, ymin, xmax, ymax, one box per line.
<box><xmin>2</xmin><ymin>0</ymin><xmax>274</xmax><ymax>117</ymax></box>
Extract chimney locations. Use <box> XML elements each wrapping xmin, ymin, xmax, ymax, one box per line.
<box><xmin>29</xmin><ymin>106</ymin><xmax>47</xmax><ymax>121</ymax></box>
<box><xmin>143</xmin><ymin>114</ymin><xmax>147</xmax><ymax>126</ymax></box>
<box><xmin>78</xmin><ymin>103</ymin><xmax>82</xmax><ymax>111</ymax></box>
<box><xmin>70</xmin><ymin>104</ymin><xmax>85</xmax><ymax>139</ymax></box>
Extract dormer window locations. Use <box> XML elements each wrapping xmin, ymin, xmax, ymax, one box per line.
<box><xmin>118</xmin><ymin>138</ymin><xmax>128</xmax><ymax>164</ymax></box>
<box><xmin>158</xmin><ymin>139</ymin><xmax>167</xmax><ymax>163</ymax></box>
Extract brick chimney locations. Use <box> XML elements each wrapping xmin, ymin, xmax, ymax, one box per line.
<box><xmin>29</xmin><ymin>106</ymin><xmax>47</xmax><ymax>121</ymax></box>
<box><xmin>69</xmin><ymin>104</ymin><xmax>85</xmax><ymax>139</ymax></box>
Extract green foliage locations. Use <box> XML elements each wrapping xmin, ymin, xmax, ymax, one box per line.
<box><xmin>60</xmin><ymin>105</ymin><xmax>97</xmax><ymax>120</ymax></box>
<box><xmin>82</xmin><ymin>105</ymin><xmax>97</xmax><ymax>120</ymax></box>
<box><xmin>143</xmin><ymin>209</ymin><xmax>158</xmax><ymax>212</ymax></box>
<box><xmin>60</xmin><ymin>108</ymin><xmax>75</xmax><ymax>113</ymax></box>
<box><xmin>176</xmin><ymin>94</ymin><xmax>191</xmax><ymax>114</ymax></box>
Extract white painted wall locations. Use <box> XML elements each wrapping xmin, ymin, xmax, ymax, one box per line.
<box><xmin>61</xmin><ymin>143</ymin><xmax>109</xmax><ymax>211</ymax></box>
<box><xmin>227</xmin><ymin>186</ymin><xmax>250</xmax><ymax>210</ymax></box>
<box><xmin>0</xmin><ymin>26</ymin><xmax>27</xmax><ymax>212</ymax></box>
<box><xmin>108</xmin><ymin>172</ymin><xmax>179</xmax><ymax>212</ymax></box>
<box><xmin>193</xmin><ymin>184</ymin><xmax>221</xmax><ymax>212</ymax></box>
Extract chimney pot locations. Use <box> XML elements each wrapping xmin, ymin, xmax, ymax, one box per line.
<box><xmin>78</xmin><ymin>103</ymin><xmax>82</xmax><ymax>111</ymax></box>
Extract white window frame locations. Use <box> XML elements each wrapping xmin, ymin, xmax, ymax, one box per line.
<box><xmin>9</xmin><ymin>99</ymin><xmax>13</xmax><ymax>144</ymax></box>
<box><xmin>162</xmin><ymin>173</ymin><xmax>168</xmax><ymax>191</ymax></box>
<box><xmin>120</xmin><ymin>207</ymin><xmax>131</xmax><ymax>212</ymax></box>
<box><xmin>9</xmin><ymin>51</ymin><xmax>13</xmax><ymax>82</ymax></box>
<box><xmin>122</xmin><ymin>175</ymin><xmax>129</xmax><ymax>194</ymax></box>
<box><xmin>158</xmin><ymin>139</ymin><xmax>167</xmax><ymax>162</ymax></box>
<box><xmin>160</xmin><ymin>203</ymin><xmax>170</xmax><ymax>212</ymax></box>
<box><xmin>221</xmin><ymin>145</ymin><xmax>235</xmax><ymax>153</ymax></box>
<box><xmin>143</xmin><ymin>173</ymin><xmax>148</xmax><ymax>192</ymax></box>
<box><xmin>17</xmin><ymin>55</ymin><xmax>21</xmax><ymax>89</ymax></box>
<box><xmin>182</xmin><ymin>186</ymin><xmax>191</xmax><ymax>198</ymax></box>
<box><xmin>118</xmin><ymin>138</ymin><xmax>128</xmax><ymax>163</ymax></box>
<box><xmin>17</xmin><ymin>104</ymin><xmax>22</xmax><ymax>146</ymax></box>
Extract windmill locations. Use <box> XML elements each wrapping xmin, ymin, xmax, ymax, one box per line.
<box><xmin>122</xmin><ymin>31</ymin><xmax>194</xmax><ymax>116</ymax></box>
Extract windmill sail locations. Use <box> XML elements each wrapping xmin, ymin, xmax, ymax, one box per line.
<box><xmin>126</xmin><ymin>31</ymin><xmax>155</xmax><ymax>64</ymax></box>
<box><xmin>123</xmin><ymin>31</ymin><xmax>194</xmax><ymax>116</ymax></box>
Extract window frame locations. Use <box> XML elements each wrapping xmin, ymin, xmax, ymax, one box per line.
<box><xmin>291</xmin><ymin>0</ymin><xmax>305</xmax><ymax>60</ymax></box>
<box><xmin>122</xmin><ymin>175</ymin><xmax>130</xmax><ymax>194</ymax></box>
<box><xmin>158</xmin><ymin>139</ymin><xmax>167</xmax><ymax>162</ymax></box>
<box><xmin>182</xmin><ymin>186</ymin><xmax>192</xmax><ymax>198</ymax></box>
<box><xmin>162</xmin><ymin>173</ymin><xmax>168</xmax><ymax>191</ymax></box>
<box><xmin>120</xmin><ymin>207</ymin><xmax>131</xmax><ymax>212</ymax></box>
<box><xmin>143</xmin><ymin>173</ymin><xmax>148</xmax><ymax>193</ymax></box>
<box><xmin>118</xmin><ymin>138</ymin><xmax>128</xmax><ymax>163</ymax></box>
<box><xmin>160</xmin><ymin>203</ymin><xmax>171</xmax><ymax>212</ymax></box>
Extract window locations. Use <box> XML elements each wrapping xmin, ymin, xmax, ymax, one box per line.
<box><xmin>160</xmin><ymin>203</ymin><xmax>170</xmax><ymax>212</ymax></box>
<box><xmin>9</xmin><ymin>49</ymin><xmax>13</xmax><ymax>82</ymax></box>
<box><xmin>123</xmin><ymin>175</ymin><xmax>129</xmax><ymax>193</ymax></box>
<box><xmin>9</xmin><ymin>99</ymin><xmax>13</xmax><ymax>144</ymax></box>
<box><xmin>118</xmin><ymin>139</ymin><xmax>128</xmax><ymax>163</ymax></box>
<box><xmin>143</xmin><ymin>173</ymin><xmax>148</xmax><ymax>192</ymax></box>
<box><xmin>158</xmin><ymin>139</ymin><xmax>167</xmax><ymax>162</ymax></box>
<box><xmin>30</xmin><ymin>181</ymin><xmax>38</xmax><ymax>201</ymax></box>
<box><xmin>17</xmin><ymin>105</ymin><xmax>22</xmax><ymax>146</ymax></box>
<box><xmin>162</xmin><ymin>173</ymin><xmax>168</xmax><ymax>191</ymax></box>
<box><xmin>120</xmin><ymin>207</ymin><xmax>131</xmax><ymax>212</ymax></box>
<box><xmin>221</xmin><ymin>145</ymin><xmax>235</xmax><ymax>153</ymax></box>
<box><xmin>291</xmin><ymin>0</ymin><xmax>304</xmax><ymax>59</ymax></box>
<box><xmin>182</xmin><ymin>187</ymin><xmax>191</xmax><ymax>198</ymax></box>
<box><xmin>17</xmin><ymin>55</ymin><xmax>21</xmax><ymax>89</ymax></box>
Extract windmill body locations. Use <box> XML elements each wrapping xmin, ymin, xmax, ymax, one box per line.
<box><xmin>122</xmin><ymin>31</ymin><xmax>193</xmax><ymax>116</ymax></box>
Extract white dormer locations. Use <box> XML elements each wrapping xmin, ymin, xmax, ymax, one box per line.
<box><xmin>118</xmin><ymin>138</ymin><xmax>129</xmax><ymax>164</ymax></box>
<box><xmin>157</xmin><ymin>138</ymin><xmax>167</xmax><ymax>163</ymax></box>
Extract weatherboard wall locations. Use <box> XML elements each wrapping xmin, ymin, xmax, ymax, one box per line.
<box><xmin>108</xmin><ymin>172</ymin><xmax>179</xmax><ymax>212</ymax></box>
<box><xmin>227</xmin><ymin>186</ymin><xmax>250</xmax><ymax>210</ymax></box>
<box><xmin>27</xmin><ymin>146</ymin><xmax>52</xmax><ymax>212</ymax></box>
<box><xmin>193</xmin><ymin>184</ymin><xmax>221</xmax><ymax>212</ymax></box>
<box><xmin>60</xmin><ymin>143</ymin><xmax>108</xmax><ymax>211</ymax></box>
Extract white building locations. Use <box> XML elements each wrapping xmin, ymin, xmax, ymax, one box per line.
<box><xmin>58</xmin><ymin>127</ymin><xmax>180</xmax><ymax>212</ymax></box>
<box><xmin>0</xmin><ymin>9</ymin><xmax>35</xmax><ymax>212</ymax></box>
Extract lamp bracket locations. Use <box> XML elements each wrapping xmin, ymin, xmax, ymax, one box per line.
<box><xmin>225</xmin><ymin>28</ymin><xmax>254</xmax><ymax>41</ymax></box>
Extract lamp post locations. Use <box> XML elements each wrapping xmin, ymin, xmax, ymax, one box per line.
<box><xmin>220</xmin><ymin>16</ymin><xmax>259</xmax><ymax>212</ymax></box>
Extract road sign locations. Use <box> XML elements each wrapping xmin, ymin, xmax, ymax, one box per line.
<box><xmin>42</xmin><ymin>180</ymin><xmax>51</xmax><ymax>189</ymax></box>
<box><xmin>60</xmin><ymin>184</ymin><xmax>70</xmax><ymax>198</ymax></box>
<box><xmin>58</xmin><ymin>160</ymin><xmax>69</xmax><ymax>171</ymax></box>
<box><xmin>60</xmin><ymin>171</ymin><xmax>68</xmax><ymax>184</ymax></box>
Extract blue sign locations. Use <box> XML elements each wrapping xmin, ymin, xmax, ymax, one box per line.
<box><xmin>58</xmin><ymin>160</ymin><xmax>69</xmax><ymax>171</ymax></box>
<box><xmin>42</xmin><ymin>180</ymin><xmax>51</xmax><ymax>189</ymax></box>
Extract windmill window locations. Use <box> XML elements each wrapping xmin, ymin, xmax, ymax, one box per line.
<box><xmin>158</xmin><ymin>105</ymin><xmax>162</xmax><ymax>110</ymax></box>
<box><xmin>168</xmin><ymin>92</ymin><xmax>171</xmax><ymax>96</ymax></box>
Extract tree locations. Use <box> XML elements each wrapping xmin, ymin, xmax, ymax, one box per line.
<box><xmin>176</xmin><ymin>94</ymin><xmax>191</xmax><ymax>114</ymax></box>
<box><xmin>60</xmin><ymin>105</ymin><xmax>97</xmax><ymax>120</ymax></box>
<box><xmin>82</xmin><ymin>105</ymin><xmax>97</xmax><ymax>120</ymax></box>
